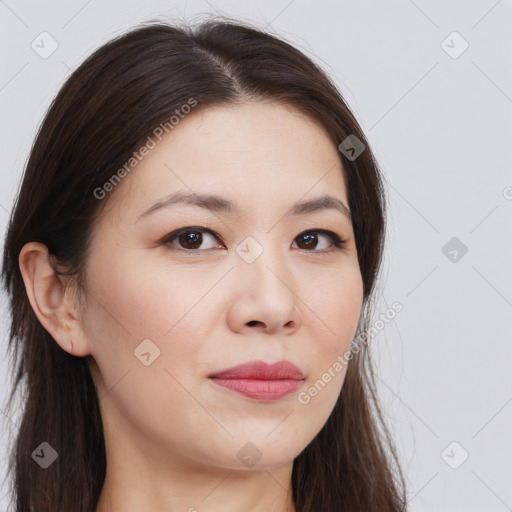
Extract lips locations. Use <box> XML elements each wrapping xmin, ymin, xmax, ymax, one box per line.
<box><xmin>209</xmin><ymin>360</ymin><xmax>305</xmax><ymax>380</ymax></box>
<box><xmin>208</xmin><ymin>360</ymin><xmax>305</xmax><ymax>401</ymax></box>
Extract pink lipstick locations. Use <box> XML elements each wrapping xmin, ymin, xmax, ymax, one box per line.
<box><xmin>208</xmin><ymin>360</ymin><xmax>305</xmax><ymax>401</ymax></box>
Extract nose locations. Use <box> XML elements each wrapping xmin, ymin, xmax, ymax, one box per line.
<box><xmin>226</xmin><ymin>247</ymin><xmax>302</xmax><ymax>335</ymax></box>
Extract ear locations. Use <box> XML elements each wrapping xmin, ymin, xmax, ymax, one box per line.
<box><xmin>18</xmin><ymin>241</ymin><xmax>90</xmax><ymax>357</ymax></box>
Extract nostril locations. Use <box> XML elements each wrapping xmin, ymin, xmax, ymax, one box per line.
<box><xmin>247</xmin><ymin>320</ymin><xmax>259</xmax><ymax>326</ymax></box>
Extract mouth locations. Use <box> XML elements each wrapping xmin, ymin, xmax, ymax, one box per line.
<box><xmin>209</xmin><ymin>359</ymin><xmax>305</xmax><ymax>380</ymax></box>
<box><xmin>208</xmin><ymin>360</ymin><xmax>305</xmax><ymax>401</ymax></box>
<box><xmin>208</xmin><ymin>376</ymin><xmax>304</xmax><ymax>401</ymax></box>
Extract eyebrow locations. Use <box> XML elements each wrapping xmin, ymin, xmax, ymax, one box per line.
<box><xmin>135</xmin><ymin>191</ymin><xmax>351</xmax><ymax>223</ymax></box>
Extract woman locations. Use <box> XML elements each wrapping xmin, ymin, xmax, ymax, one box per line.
<box><xmin>1</xmin><ymin>16</ymin><xmax>407</xmax><ymax>512</ymax></box>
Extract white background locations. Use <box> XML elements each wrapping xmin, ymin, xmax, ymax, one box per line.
<box><xmin>1</xmin><ymin>1</ymin><xmax>511</xmax><ymax>511</ymax></box>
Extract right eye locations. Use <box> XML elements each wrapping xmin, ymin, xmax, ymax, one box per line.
<box><xmin>162</xmin><ymin>226</ymin><xmax>225</xmax><ymax>252</ymax></box>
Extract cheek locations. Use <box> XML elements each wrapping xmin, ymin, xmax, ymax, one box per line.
<box><xmin>300</xmin><ymin>264</ymin><xmax>363</xmax><ymax>398</ymax></box>
<box><xmin>87</xmin><ymin>248</ymin><xmax>212</xmax><ymax>340</ymax></box>
<box><xmin>84</xmin><ymin>251</ymin><xmax>224</xmax><ymax>399</ymax></box>
<box><xmin>332</xmin><ymin>279</ymin><xmax>364</xmax><ymax>349</ymax></box>
<box><xmin>295</xmin><ymin>275</ymin><xmax>362</xmax><ymax>436</ymax></box>
<box><xmin>84</xmin><ymin>257</ymin><xmax>213</xmax><ymax>438</ymax></box>
<box><xmin>302</xmin><ymin>262</ymin><xmax>364</xmax><ymax>345</ymax></box>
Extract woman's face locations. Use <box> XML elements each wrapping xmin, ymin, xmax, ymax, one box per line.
<box><xmin>81</xmin><ymin>100</ymin><xmax>364</xmax><ymax>471</ymax></box>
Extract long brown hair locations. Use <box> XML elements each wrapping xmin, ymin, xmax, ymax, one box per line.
<box><xmin>1</xmin><ymin>16</ymin><xmax>407</xmax><ymax>511</ymax></box>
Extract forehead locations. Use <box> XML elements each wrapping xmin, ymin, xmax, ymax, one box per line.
<box><xmin>102</xmin><ymin>101</ymin><xmax>348</xmax><ymax>224</ymax></box>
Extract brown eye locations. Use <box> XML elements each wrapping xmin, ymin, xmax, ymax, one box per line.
<box><xmin>292</xmin><ymin>230</ymin><xmax>345</xmax><ymax>252</ymax></box>
<box><xmin>164</xmin><ymin>227</ymin><xmax>222</xmax><ymax>251</ymax></box>
<box><xmin>295</xmin><ymin>232</ymin><xmax>320</xmax><ymax>250</ymax></box>
<box><xmin>177</xmin><ymin>230</ymin><xmax>203</xmax><ymax>250</ymax></box>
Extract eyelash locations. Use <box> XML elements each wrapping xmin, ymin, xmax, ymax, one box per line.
<box><xmin>161</xmin><ymin>225</ymin><xmax>346</xmax><ymax>255</ymax></box>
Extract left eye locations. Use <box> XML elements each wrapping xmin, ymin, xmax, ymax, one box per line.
<box><xmin>162</xmin><ymin>227</ymin><xmax>345</xmax><ymax>253</ymax></box>
<box><xmin>292</xmin><ymin>230</ymin><xmax>345</xmax><ymax>251</ymax></box>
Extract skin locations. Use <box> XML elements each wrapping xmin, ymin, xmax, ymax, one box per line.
<box><xmin>19</xmin><ymin>100</ymin><xmax>364</xmax><ymax>512</ymax></box>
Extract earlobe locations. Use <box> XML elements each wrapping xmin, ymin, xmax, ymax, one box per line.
<box><xmin>18</xmin><ymin>241</ymin><xmax>86</xmax><ymax>356</ymax></box>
